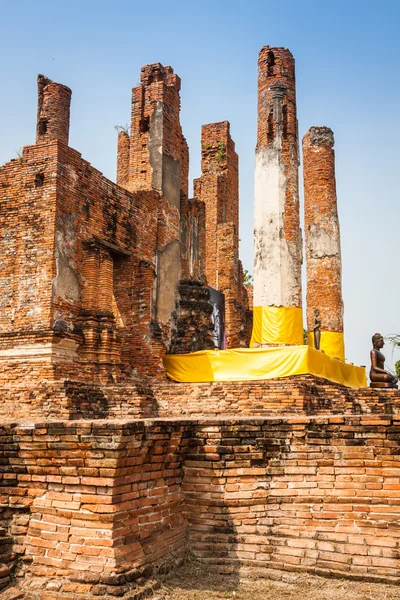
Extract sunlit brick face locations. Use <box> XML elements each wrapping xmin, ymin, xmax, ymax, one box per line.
<box><xmin>194</xmin><ymin>121</ymin><xmax>251</xmax><ymax>348</ymax></box>
<box><xmin>303</xmin><ymin>127</ymin><xmax>344</xmax><ymax>335</ymax></box>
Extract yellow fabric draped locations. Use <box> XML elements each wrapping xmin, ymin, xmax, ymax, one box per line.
<box><xmin>250</xmin><ymin>306</ymin><xmax>303</xmax><ymax>347</ymax></box>
<box><xmin>164</xmin><ymin>346</ymin><xmax>366</xmax><ymax>388</ymax></box>
<box><xmin>308</xmin><ymin>331</ymin><xmax>345</xmax><ymax>362</ymax></box>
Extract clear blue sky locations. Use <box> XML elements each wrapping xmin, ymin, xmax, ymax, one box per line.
<box><xmin>1</xmin><ymin>0</ymin><xmax>400</xmax><ymax>371</ymax></box>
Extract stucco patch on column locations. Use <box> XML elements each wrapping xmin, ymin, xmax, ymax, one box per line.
<box><xmin>303</xmin><ymin>126</ymin><xmax>344</xmax><ymax>360</ymax></box>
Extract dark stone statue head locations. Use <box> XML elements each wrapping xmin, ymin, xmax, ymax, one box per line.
<box><xmin>372</xmin><ymin>332</ymin><xmax>384</xmax><ymax>348</ymax></box>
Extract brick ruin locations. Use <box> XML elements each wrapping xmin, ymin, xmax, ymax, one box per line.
<box><xmin>194</xmin><ymin>121</ymin><xmax>251</xmax><ymax>347</ymax></box>
<box><xmin>3</xmin><ymin>393</ymin><xmax>400</xmax><ymax>599</ymax></box>
<box><xmin>303</xmin><ymin>126</ymin><xmax>345</xmax><ymax>360</ymax></box>
<box><xmin>0</xmin><ymin>66</ymin><xmax>216</xmax><ymax>388</ymax></box>
<box><xmin>1</xmin><ymin>49</ymin><xmax>400</xmax><ymax>600</ymax></box>
<box><xmin>253</xmin><ymin>46</ymin><xmax>302</xmax><ymax>345</ymax></box>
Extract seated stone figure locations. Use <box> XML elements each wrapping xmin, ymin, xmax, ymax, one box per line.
<box><xmin>370</xmin><ymin>333</ymin><xmax>398</xmax><ymax>388</ymax></box>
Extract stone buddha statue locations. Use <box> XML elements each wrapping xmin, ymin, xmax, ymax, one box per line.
<box><xmin>313</xmin><ymin>308</ymin><xmax>321</xmax><ymax>351</ymax></box>
<box><xmin>370</xmin><ymin>333</ymin><xmax>398</xmax><ymax>388</ymax></box>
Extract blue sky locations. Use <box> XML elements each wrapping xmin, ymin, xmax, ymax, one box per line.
<box><xmin>1</xmin><ymin>0</ymin><xmax>400</xmax><ymax>371</ymax></box>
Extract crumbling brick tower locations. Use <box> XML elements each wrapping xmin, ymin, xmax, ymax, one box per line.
<box><xmin>37</xmin><ymin>74</ymin><xmax>71</xmax><ymax>144</ymax></box>
<box><xmin>0</xmin><ymin>75</ymin><xmax>157</xmax><ymax>382</ymax></box>
<box><xmin>117</xmin><ymin>63</ymin><xmax>214</xmax><ymax>353</ymax></box>
<box><xmin>0</xmin><ymin>69</ymin><xmax>212</xmax><ymax>385</ymax></box>
<box><xmin>303</xmin><ymin>126</ymin><xmax>345</xmax><ymax>360</ymax></box>
<box><xmin>194</xmin><ymin>122</ymin><xmax>251</xmax><ymax>348</ymax></box>
<box><xmin>117</xmin><ymin>64</ymin><xmax>186</xmax><ymax>330</ymax></box>
<box><xmin>252</xmin><ymin>46</ymin><xmax>303</xmax><ymax>346</ymax></box>
<box><xmin>0</xmin><ymin>76</ymin><xmax>79</xmax><ymax>383</ymax></box>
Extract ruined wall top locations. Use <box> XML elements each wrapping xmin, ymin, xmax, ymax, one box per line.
<box><xmin>305</xmin><ymin>126</ymin><xmax>335</xmax><ymax>148</ymax></box>
<box><xmin>200</xmin><ymin>121</ymin><xmax>236</xmax><ymax>175</ymax></box>
<box><xmin>258</xmin><ymin>46</ymin><xmax>295</xmax><ymax>85</ymax></box>
<box><xmin>36</xmin><ymin>75</ymin><xmax>71</xmax><ymax>146</ymax></box>
<box><xmin>257</xmin><ymin>46</ymin><xmax>296</xmax><ymax>151</ymax></box>
<box><xmin>140</xmin><ymin>63</ymin><xmax>181</xmax><ymax>91</ymax></box>
<box><xmin>127</xmin><ymin>62</ymin><xmax>184</xmax><ymax>194</ymax></box>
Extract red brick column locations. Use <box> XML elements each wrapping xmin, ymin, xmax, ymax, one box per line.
<box><xmin>303</xmin><ymin>126</ymin><xmax>344</xmax><ymax>360</ymax></box>
<box><xmin>36</xmin><ymin>75</ymin><xmax>71</xmax><ymax>145</ymax></box>
<box><xmin>128</xmin><ymin>63</ymin><xmax>184</xmax><ymax>195</ymax></box>
<box><xmin>194</xmin><ymin>121</ymin><xmax>239</xmax><ymax>289</ymax></box>
<box><xmin>116</xmin><ymin>130</ymin><xmax>130</xmax><ymax>187</ymax></box>
<box><xmin>194</xmin><ymin>121</ymin><xmax>250</xmax><ymax>348</ymax></box>
<box><xmin>252</xmin><ymin>46</ymin><xmax>302</xmax><ymax>346</ymax></box>
<box><xmin>127</xmin><ymin>63</ymin><xmax>185</xmax><ymax>327</ymax></box>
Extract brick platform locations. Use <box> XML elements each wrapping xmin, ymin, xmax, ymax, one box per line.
<box><xmin>2</xmin><ymin>413</ymin><xmax>400</xmax><ymax>598</ymax></box>
<box><xmin>0</xmin><ymin>376</ymin><xmax>399</xmax><ymax>422</ymax></box>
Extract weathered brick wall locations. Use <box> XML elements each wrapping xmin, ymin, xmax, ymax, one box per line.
<box><xmin>53</xmin><ymin>143</ymin><xmax>141</xmax><ymax>380</ymax></box>
<box><xmin>124</xmin><ymin>63</ymin><xmax>183</xmax><ymax>338</ymax></box>
<box><xmin>180</xmin><ymin>198</ymin><xmax>206</xmax><ymax>282</ymax></box>
<box><xmin>0</xmin><ymin>523</ymin><xmax>14</xmax><ymax>591</ymax></box>
<box><xmin>2</xmin><ymin>415</ymin><xmax>400</xmax><ymax>597</ymax></box>
<box><xmin>194</xmin><ymin>121</ymin><xmax>250</xmax><ymax>348</ymax></box>
<box><xmin>0</xmin><ymin>142</ymin><xmax>60</xmax><ymax>383</ymax></box>
<box><xmin>120</xmin><ymin>63</ymin><xmax>214</xmax><ymax>356</ymax></box>
<box><xmin>257</xmin><ymin>47</ymin><xmax>299</xmax><ymax>244</ymax></box>
<box><xmin>0</xmin><ymin>143</ymin><xmax>58</xmax><ymax>335</ymax></box>
<box><xmin>0</xmin><ymin>70</ymin><xmax>215</xmax><ymax>384</ymax></box>
<box><xmin>303</xmin><ymin>127</ymin><xmax>344</xmax><ymax>340</ymax></box>
<box><xmin>246</xmin><ymin>285</ymin><xmax>253</xmax><ymax>309</ymax></box>
<box><xmin>195</xmin><ymin>121</ymin><xmax>239</xmax><ymax>276</ymax></box>
<box><xmin>180</xmin><ymin>135</ymin><xmax>189</xmax><ymax>200</ymax></box>
<box><xmin>186</xmin><ymin>416</ymin><xmax>400</xmax><ymax>582</ymax></box>
<box><xmin>116</xmin><ymin>130</ymin><xmax>129</xmax><ymax>187</ymax></box>
<box><xmin>0</xmin><ymin>133</ymin><xmax>167</xmax><ymax>381</ymax></box>
<box><xmin>0</xmin><ymin>420</ymin><xmax>189</xmax><ymax>598</ymax></box>
<box><xmin>216</xmin><ymin>222</ymin><xmax>251</xmax><ymax>347</ymax></box>
<box><xmin>36</xmin><ymin>75</ymin><xmax>71</xmax><ymax>146</ymax></box>
<box><xmin>245</xmin><ymin>284</ymin><xmax>254</xmax><ymax>342</ymax></box>
<box><xmin>2</xmin><ymin>376</ymin><xmax>400</xmax><ymax>422</ymax></box>
<box><xmin>127</xmin><ymin>64</ymin><xmax>184</xmax><ymax>194</ymax></box>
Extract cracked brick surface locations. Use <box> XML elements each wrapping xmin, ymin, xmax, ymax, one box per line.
<box><xmin>194</xmin><ymin>122</ymin><xmax>251</xmax><ymax>348</ymax></box>
<box><xmin>303</xmin><ymin>127</ymin><xmax>344</xmax><ymax>336</ymax></box>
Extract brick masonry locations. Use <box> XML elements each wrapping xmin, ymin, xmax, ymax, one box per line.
<box><xmin>123</xmin><ymin>63</ymin><xmax>184</xmax><ymax>332</ymax></box>
<box><xmin>1</xmin><ymin>375</ymin><xmax>400</xmax><ymax>422</ymax></box>
<box><xmin>303</xmin><ymin>127</ymin><xmax>344</xmax><ymax>341</ymax></box>
<box><xmin>185</xmin><ymin>415</ymin><xmax>400</xmax><ymax>583</ymax></box>
<box><xmin>0</xmin><ymin>70</ymin><xmax>215</xmax><ymax>386</ymax></box>
<box><xmin>36</xmin><ymin>75</ymin><xmax>71</xmax><ymax>146</ymax></box>
<box><xmin>194</xmin><ymin>122</ymin><xmax>251</xmax><ymax>348</ymax></box>
<box><xmin>2</xmin><ymin>414</ymin><xmax>400</xmax><ymax>598</ymax></box>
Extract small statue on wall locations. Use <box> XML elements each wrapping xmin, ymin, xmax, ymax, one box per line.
<box><xmin>313</xmin><ymin>308</ymin><xmax>321</xmax><ymax>351</ymax></box>
<box><xmin>370</xmin><ymin>333</ymin><xmax>398</xmax><ymax>388</ymax></box>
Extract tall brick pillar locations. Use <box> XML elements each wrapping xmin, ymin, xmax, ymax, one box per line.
<box><xmin>194</xmin><ymin>121</ymin><xmax>250</xmax><ymax>348</ymax></box>
<box><xmin>252</xmin><ymin>46</ymin><xmax>303</xmax><ymax>346</ymax></box>
<box><xmin>127</xmin><ymin>63</ymin><xmax>186</xmax><ymax>326</ymax></box>
<box><xmin>194</xmin><ymin>121</ymin><xmax>239</xmax><ymax>289</ymax></box>
<box><xmin>303</xmin><ymin>126</ymin><xmax>345</xmax><ymax>360</ymax></box>
<box><xmin>116</xmin><ymin>130</ymin><xmax>130</xmax><ymax>187</ymax></box>
<box><xmin>36</xmin><ymin>75</ymin><xmax>71</xmax><ymax>145</ymax></box>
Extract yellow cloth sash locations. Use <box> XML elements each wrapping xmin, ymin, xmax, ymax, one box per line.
<box><xmin>164</xmin><ymin>345</ymin><xmax>366</xmax><ymax>388</ymax></box>
<box><xmin>308</xmin><ymin>331</ymin><xmax>345</xmax><ymax>362</ymax></box>
<box><xmin>250</xmin><ymin>306</ymin><xmax>303</xmax><ymax>346</ymax></box>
